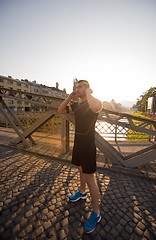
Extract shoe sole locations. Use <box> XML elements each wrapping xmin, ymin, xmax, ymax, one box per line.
<box><xmin>84</xmin><ymin>215</ymin><xmax>101</xmax><ymax>234</ymax></box>
<box><xmin>69</xmin><ymin>195</ymin><xmax>87</xmax><ymax>202</ymax></box>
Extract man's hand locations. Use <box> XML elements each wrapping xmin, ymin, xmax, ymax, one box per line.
<box><xmin>85</xmin><ymin>87</ymin><xmax>93</xmax><ymax>95</ymax></box>
<box><xmin>69</xmin><ymin>91</ymin><xmax>78</xmax><ymax>99</ymax></box>
<box><xmin>58</xmin><ymin>91</ymin><xmax>77</xmax><ymax>114</ymax></box>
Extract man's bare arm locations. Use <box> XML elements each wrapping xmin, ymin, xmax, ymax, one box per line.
<box><xmin>86</xmin><ymin>88</ymin><xmax>103</xmax><ymax>113</ymax></box>
<box><xmin>57</xmin><ymin>92</ymin><xmax>77</xmax><ymax>114</ymax></box>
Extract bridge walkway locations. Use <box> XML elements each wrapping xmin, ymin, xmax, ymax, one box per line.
<box><xmin>0</xmin><ymin>145</ymin><xmax>156</xmax><ymax>240</ymax></box>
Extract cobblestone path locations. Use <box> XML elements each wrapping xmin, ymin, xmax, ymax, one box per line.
<box><xmin>0</xmin><ymin>146</ymin><xmax>156</xmax><ymax>240</ymax></box>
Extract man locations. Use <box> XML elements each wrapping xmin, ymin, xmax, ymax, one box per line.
<box><xmin>58</xmin><ymin>80</ymin><xmax>103</xmax><ymax>233</ymax></box>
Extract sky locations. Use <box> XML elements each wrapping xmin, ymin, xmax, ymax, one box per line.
<box><xmin>0</xmin><ymin>0</ymin><xmax>156</xmax><ymax>104</ymax></box>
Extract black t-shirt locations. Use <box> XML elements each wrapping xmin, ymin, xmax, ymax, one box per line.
<box><xmin>70</xmin><ymin>101</ymin><xmax>98</xmax><ymax>173</ymax></box>
<box><xmin>71</xmin><ymin>101</ymin><xmax>98</xmax><ymax>142</ymax></box>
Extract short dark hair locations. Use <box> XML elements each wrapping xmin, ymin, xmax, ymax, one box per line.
<box><xmin>78</xmin><ymin>80</ymin><xmax>90</xmax><ymax>88</ymax></box>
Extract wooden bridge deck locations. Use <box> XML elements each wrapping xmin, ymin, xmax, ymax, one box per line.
<box><xmin>0</xmin><ymin>127</ymin><xmax>155</xmax><ymax>179</ymax></box>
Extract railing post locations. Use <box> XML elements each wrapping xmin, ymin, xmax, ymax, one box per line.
<box><xmin>115</xmin><ymin>124</ymin><xmax>117</xmax><ymax>141</ymax></box>
<box><xmin>51</xmin><ymin>117</ymin><xmax>53</xmax><ymax>135</ymax></box>
<box><xmin>61</xmin><ymin>118</ymin><xmax>69</xmax><ymax>154</ymax></box>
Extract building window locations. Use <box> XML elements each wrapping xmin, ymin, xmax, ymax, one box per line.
<box><xmin>34</xmin><ymin>89</ymin><xmax>39</xmax><ymax>93</ymax></box>
<box><xmin>0</xmin><ymin>79</ymin><xmax>4</xmax><ymax>82</ymax></box>
<box><xmin>43</xmin><ymin>90</ymin><xmax>48</xmax><ymax>94</ymax></box>
<box><xmin>24</xmin><ymin>84</ymin><xmax>28</xmax><ymax>88</ymax></box>
<box><xmin>8</xmin><ymin>80</ymin><xmax>13</xmax><ymax>84</ymax></box>
<box><xmin>9</xmin><ymin>106</ymin><xmax>15</xmax><ymax>110</ymax></box>
<box><xmin>17</xmin><ymin>107</ymin><xmax>22</xmax><ymax>111</ymax></box>
<box><xmin>17</xmin><ymin>82</ymin><xmax>21</xmax><ymax>86</ymax></box>
<box><xmin>8</xmin><ymin>100</ymin><xmax>14</xmax><ymax>104</ymax></box>
<box><xmin>17</xmin><ymin>101</ymin><xmax>22</xmax><ymax>104</ymax></box>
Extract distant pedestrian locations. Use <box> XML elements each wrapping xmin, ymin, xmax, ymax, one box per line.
<box><xmin>58</xmin><ymin>80</ymin><xmax>103</xmax><ymax>233</ymax></box>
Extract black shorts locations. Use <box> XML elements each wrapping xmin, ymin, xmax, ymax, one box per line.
<box><xmin>71</xmin><ymin>136</ymin><xmax>96</xmax><ymax>174</ymax></box>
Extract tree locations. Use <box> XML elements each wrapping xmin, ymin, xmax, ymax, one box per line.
<box><xmin>56</xmin><ymin>82</ymin><xmax>59</xmax><ymax>89</ymax></box>
<box><xmin>73</xmin><ymin>78</ymin><xmax>78</xmax><ymax>91</ymax></box>
<box><xmin>135</xmin><ymin>87</ymin><xmax>156</xmax><ymax>112</ymax></box>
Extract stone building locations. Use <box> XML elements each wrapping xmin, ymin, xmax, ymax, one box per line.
<box><xmin>0</xmin><ymin>75</ymin><xmax>31</xmax><ymax>111</ymax></box>
<box><xmin>0</xmin><ymin>75</ymin><xmax>68</xmax><ymax>111</ymax></box>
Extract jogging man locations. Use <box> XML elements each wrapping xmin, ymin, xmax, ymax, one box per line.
<box><xmin>58</xmin><ymin>80</ymin><xmax>103</xmax><ymax>233</ymax></box>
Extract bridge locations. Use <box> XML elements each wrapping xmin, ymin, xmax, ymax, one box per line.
<box><xmin>0</xmin><ymin>87</ymin><xmax>156</xmax><ymax>239</ymax></box>
<box><xmin>0</xmin><ymin>87</ymin><xmax>156</xmax><ymax>174</ymax></box>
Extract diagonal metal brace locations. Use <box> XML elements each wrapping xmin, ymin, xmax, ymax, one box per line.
<box><xmin>0</xmin><ymin>105</ymin><xmax>29</xmax><ymax>147</ymax></box>
<box><xmin>124</xmin><ymin>146</ymin><xmax>156</xmax><ymax>167</ymax></box>
<box><xmin>13</xmin><ymin>109</ymin><xmax>55</xmax><ymax>144</ymax></box>
<box><xmin>0</xmin><ymin>97</ymin><xmax>35</xmax><ymax>145</ymax></box>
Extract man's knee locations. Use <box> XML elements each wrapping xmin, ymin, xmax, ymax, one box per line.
<box><xmin>78</xmin><ymin>166</ymin><xmax>82</xmax><ymax>172</ymax></box>
<box><xmin>84</xmin><ymin>173</ymin><xmax>95</xmax><ymax>185</ymax></box>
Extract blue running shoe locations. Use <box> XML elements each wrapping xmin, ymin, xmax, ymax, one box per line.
<box><xmin>84</xmin><ymin>211</ymin><xmax>101</xmax><ymax>233</ymax></box>
<box><xmin>69</xmin><ymin>190</ymin><xmax>87</xmax><ymax>202</ymax></box>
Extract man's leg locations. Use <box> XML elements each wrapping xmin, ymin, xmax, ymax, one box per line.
<box><xmin>78</xmin><ymin>166</ymin><xmax>87</xmax><ymax>193</ymax></box>
<box><xmin>69</xmin><ymin>166</ymin><xmax>87</xmax><ymax>202</ymax></box>
<box><xmin>83</xmin><ymin>172</ymin><xmax>101</xmax><ymax>233</ymax></box>
<box><xmin>83</xmin><ymin>173</ymin><xmax>99</xmax><ymax>214</ymax></box>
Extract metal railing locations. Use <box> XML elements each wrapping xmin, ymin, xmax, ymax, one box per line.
<box><xmin>0</xmin><ymin>87</ymin><xmax>156</xmax><ymax>168</ymax></box>
<box><xmin>0</xmin><ymin>112</ymin><xmax>155</xmax><ymax>142</ymax></box>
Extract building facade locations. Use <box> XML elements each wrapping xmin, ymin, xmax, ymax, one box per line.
<box><xmin>0</xmin><ymin>76</ymin><xmax>31</xmax><ymax>111</ymax></box>
<box><xmin>0</xmin><ymin>75</ymin><xmax>68</xmax><ymax>111</ymax></box>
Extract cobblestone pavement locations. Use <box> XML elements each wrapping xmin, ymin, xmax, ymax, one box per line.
<box><xmin>0</xmin><ymin>146</ymin><xmax>156</xmax><ymax>240</ymax></box>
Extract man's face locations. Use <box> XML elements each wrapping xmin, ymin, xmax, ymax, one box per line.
<box><xmin>76</xmin><ymin>82</ymin><xmax>87</xmax><ymax>98</ymax></box>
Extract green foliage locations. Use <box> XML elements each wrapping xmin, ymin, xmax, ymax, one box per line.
<box><xmin>73</xmin><ymin>78</ymin><xmax>78</xmax><ymax>91</ymax></box>
<box><xmin>135</xmin><ymin>87</ymin><xmax>156</xmax><ymax>112</ymax></box>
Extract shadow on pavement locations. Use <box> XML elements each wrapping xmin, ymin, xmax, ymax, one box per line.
<box><xmin>0</xmin><ymin>147</ymin><xmax>155</xmax><ymax>239</ymax></box>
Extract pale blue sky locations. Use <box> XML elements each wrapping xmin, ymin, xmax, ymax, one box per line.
<box><xmin>0</xmin><ymin>0</ymin><xmax>156</xmax><ymax>103</ymax></box>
